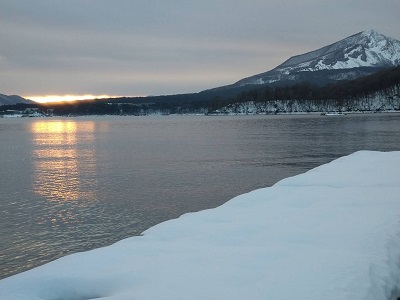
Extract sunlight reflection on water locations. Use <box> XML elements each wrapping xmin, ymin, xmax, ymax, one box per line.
<box><xmin>31</xmin><ymin>121</ymin><xmax>97</xmax><ymax>225</ymax></box>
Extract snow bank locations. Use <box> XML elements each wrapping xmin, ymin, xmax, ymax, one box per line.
<box><xmin>1</xmin><ymin>151</ymin><xmax>400</xmax><ymax>300</ymax></box>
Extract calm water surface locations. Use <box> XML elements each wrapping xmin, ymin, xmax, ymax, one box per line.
<box><xmin>1</xmin><ymin>114</ymin><xmax>400</xmax><ymax>279</ymax></box>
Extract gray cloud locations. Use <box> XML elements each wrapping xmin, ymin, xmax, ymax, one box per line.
<box><xmin>1</xmin><ymin>0</ymin><xmax>399</xmax><ymax>97</ymax></box>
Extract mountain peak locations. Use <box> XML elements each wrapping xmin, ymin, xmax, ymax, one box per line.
<box><xmin>233</xmin><ymin>30</ymin><xmax>400</xmax><ymax>87</ymax></box>
<box><xmin>360</xmin><ymin>29</ymin><xmax>389</xmax><ymax>40</ymax></box>
<box><xmin>279</xmin><ymin>30</ymin><xmax>399</xmax><ymax>69</ymax></box>
<box><xmin>351</xmin><ymin>29</ymin><xmax>392</xmax><ymax>47</ymax></box>
<box><xmin>361</xmin><ymin>29</ymin><xmax>378</xmax><ymax>37</ymax></box>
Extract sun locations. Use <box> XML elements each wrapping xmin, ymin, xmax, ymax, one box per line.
<box><xmin>26</xmin><ymin>94</ymin><xmax>119</xmax><ymax>104</ymax></box>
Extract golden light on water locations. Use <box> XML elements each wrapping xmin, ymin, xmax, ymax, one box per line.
<box><xmin>27</xmin><ymin>94</ymin><xmax>119</xmax><ymax>103</ymax></box>
<box><xmin>32</xmin><ymin>121</ymin><xmax>78</xmax><ymax>134</ymax></box>
<box><xmin>31</xmin><ymin>120</ymin><xmax>97</xmax><ymax>225</ymax></box>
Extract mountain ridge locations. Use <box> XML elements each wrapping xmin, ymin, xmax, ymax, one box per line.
<box><xmin>0</xmin><ymin>94</ymin><xmax>32</xmax><ymax>106</ymax></box>
<box><xmin>278</xmin><ymin>29</ymin><xmax>400</xmax><ymax>69</ymax></box>
<box><xmin>231</xmin><ymin>29</ymin><xmax>400</xmax><ymax>88</ymax></box>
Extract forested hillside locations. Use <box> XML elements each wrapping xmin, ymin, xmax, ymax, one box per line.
<box><xmin>208</xmin><ymin>67</ymin><xmax>400</xmax><ymax>114</ymax></box>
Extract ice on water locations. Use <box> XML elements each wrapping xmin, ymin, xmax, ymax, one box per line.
<box><xmin>1</xmin><ymin>151</ymin><xmax>400</xmax><ymax>300</ymax></box>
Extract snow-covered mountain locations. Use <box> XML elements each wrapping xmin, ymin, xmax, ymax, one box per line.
<box><xmin>0</xmin><ymin>94</ymin><xmax>32</xmax><ymax>106</ymax></box>
<box><xmin>233</xmin><ymin>29</ymin><xmax>400</xmax><ymax>87</ymax></box>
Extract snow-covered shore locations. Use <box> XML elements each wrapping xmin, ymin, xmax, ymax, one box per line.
<box><xmin>209</xmin><ymin>95</ymin><xmax>400</xmax><ymax>115</ymax></box>
<box><xmin>1</xmin><ymin>151</ymin><xmax>400</xmax><ymax>300</ymax></box>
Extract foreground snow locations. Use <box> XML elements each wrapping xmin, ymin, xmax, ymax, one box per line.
<box><xmin>1</xmin><ymin>151</ymin><xmax>400</xmax><ymax>300</ymax></box>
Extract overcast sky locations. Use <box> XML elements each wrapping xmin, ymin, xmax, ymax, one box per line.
<box><xmin>1</xmin><ymin>0</ymin><xmax>399</xmax><ymax>99</ymax></box>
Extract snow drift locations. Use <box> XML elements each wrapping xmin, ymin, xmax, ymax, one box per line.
<box><xmin>1</xmin><ymin>151</ymin><xmax>400</xmax><ymax>300</ymax></box>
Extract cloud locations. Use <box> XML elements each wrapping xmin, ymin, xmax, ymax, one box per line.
<box><xmin>1</xmin><ymin>0</ymin><xmax>399</xmax><ymax>96</ymax></box>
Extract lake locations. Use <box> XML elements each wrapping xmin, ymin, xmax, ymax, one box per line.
<box><xmin>1</xmin><ymin>113</ymin><xmax>400</xmax><ymax>279</ymax></box>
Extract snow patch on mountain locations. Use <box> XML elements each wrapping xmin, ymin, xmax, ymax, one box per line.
<box><xmin>235</xmin><ymin>30</ymin><xmax>400</xmax><ymax>87</ymax></box>
<box><xmin>280</xmin><ymin>29</ymin><xmax>400</xmax><ymax>70</ymax></box>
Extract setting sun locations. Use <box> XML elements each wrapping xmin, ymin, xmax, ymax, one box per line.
<box><xmin>26</xmin><ymin>94</ymin><xmax>119</xmax><ymax>103</ymax></box>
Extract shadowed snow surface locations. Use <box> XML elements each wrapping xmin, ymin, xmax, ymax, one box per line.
<box><xmin>1</xmin><ymin>151</ymin><xmax>400</xmax><ymax>300</ymax></box>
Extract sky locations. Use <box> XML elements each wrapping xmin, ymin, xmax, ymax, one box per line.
<box><xmin>1</xmin><ymin>0</ymin><xmax>399</xmax><ymax>102</ymax></box>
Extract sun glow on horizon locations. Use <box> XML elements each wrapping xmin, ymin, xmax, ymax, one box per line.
<box><xmin>27</xmin><ymin>94</ymin><xmax>121</xmax><ymax>103</ymax></box>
